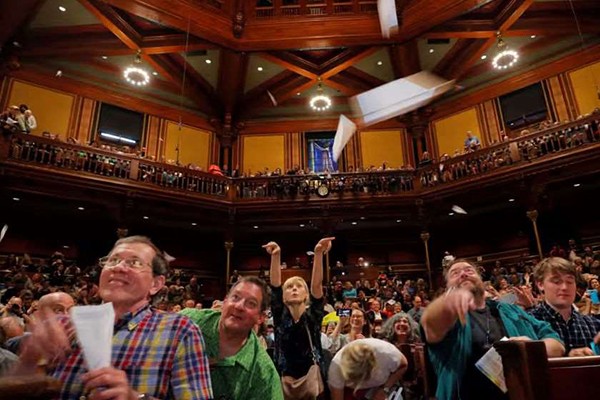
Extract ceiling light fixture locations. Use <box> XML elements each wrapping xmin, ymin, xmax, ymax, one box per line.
<box><xmin>257</xmin><ymin>66</ymin><xmax>263</xmax><ymax>72</ymax></box>
<box><xmin>299</xmin><ymin>224</ymin><xmax>305</xmax><ymax>227</ymax></box>
<box><xmin>429</xmin><ymin>48</ymin><xmax>434</xmax><ymax>54</ymax></box>
<box><xmin>191</xmin><ymin>222</ymin><xmax>197</xmax><ymax>226</ymax></box>
<box><xmin>152</xmin><ymin>71</ymin><xmax>158</xmax><ymax>76</ymax></box>
<box><xmin>253</xmin><ymin>225</ymin><xmax>259</xmax><ymax>229</ymax></box>
<box><xmin>508</xmin><ymin>198</ymin><xmax>515</xmax><ymax>202</ymax></box>
<box><xmin>396</xmin><ymin>219</ymin><xmax>401</xmax><ymax>223</ymax></box>
<box><xmin>12</xmin><ymin>197</ymin><xmax>20</xmax><ymax>201</ymax></box>
<box><xmin>481</xmin><ymin>55</ymin><xmax>487</xmax><ymax>60</ymax></box>
<box><xmin>530</xmin><ymin>35</ymin><xmax>536</xmax><ymax>39</ymax></box>
<box><xmin>351</xmin><ymin>222</ymin><xmax>358</xmax><ymax>225</ymax></box>
<box><xmin>573</xmin><ymin>183</ymin><xmax>581</xmax><ymax>187</ymax></box>
<box><xmin>124</xmin><ymin>50</ymin><xmax>150</xmax><ymax>86</ymax></box>
<box><xmin>205</xmin><ymin>59</ymin><xmax>212</xmax><ymax>64</ymax></box>
<box><xmin>101</xmin><ymin>56</ymin><xmax>108</xmax><ymax>60</ymax></box>
<box><xmin>309</xmin><ymin>78</ymin><xmax>332</xmax><ymax>112</ymax></box>
<box><xmin>143</xmin><ymin>216</ymin><xmax>149</xmax><ymax>220</ymax></box>
<box><xmin>492</xmin><ymin>33</ymin><xmax>519</xmax><ymax>70</ymax></box>
<box><xmin>377</xmin><ymin>60</ymin><xmax>383</xmax><ymax>66</ymax></box>
<box><xmin>58</xmin><ymin>6</ymin><xmax>67</xmax><ymax>12</ymax></box>
<box><xmin>77</xmin><ymin>206</ymin><xmax>85</xmax><ymax>211</ymax></box>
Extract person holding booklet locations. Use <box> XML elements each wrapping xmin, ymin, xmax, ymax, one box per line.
<box><xmin>421</xmin><ymin>258</ymin><xmax>564</xmax><ymax>400</ymax></box>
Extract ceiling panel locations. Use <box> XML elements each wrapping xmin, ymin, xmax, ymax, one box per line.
<box><xmin>186</xmin><ymin>50</ymin><xmax>221</xmax><ymax>89</ymax></box>
<box><xmin>29</xmin><ymin>0</ymin><xmax>100</xmax><ymax>28</ymax></box>
<box><xmin>244</xmin><ymin>54</ymin><xmax>287</xmax><ymax>93</ymax></box>
<box><xmin>352</xmin><ymin>48</ymin><xmax>395</xmax><ymax>82</ymax></box>
<box><xmin>418</xmin><ymin>38</ymin><xmax>457</xmax><ymax>71</ymax></box>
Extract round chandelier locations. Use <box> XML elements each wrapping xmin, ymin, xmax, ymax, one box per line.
<box><xmin>309</xmin><ymin>79</ymin><xmax>332</xmax><ymax>112</ymax></box>
<box><xmin>492</xmin><ymin>34</ymin><xmax>519</xmax><ymax>70</ymax></box>
<box><xmin>124</xmin><ymin>50</ymin><xmax>150</xmax><ymax>86</ymax></box>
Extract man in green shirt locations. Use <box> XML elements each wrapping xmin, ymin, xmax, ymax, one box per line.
<box><xmin>181</xmin><ymin>276</ymin><xmax>283</xmax><ymax>400</ymax></box>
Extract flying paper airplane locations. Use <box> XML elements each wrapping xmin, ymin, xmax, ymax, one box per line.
<box><xmin>332</xmin><ymin>115</ymin><xmax>357</xmax><ymax>162</ymax></box>
<box><xmin>349</xmin><ymin>71</ymin><xmax>455</xmax><ymax>127</ymax></box>
<box><xmin>378</xmin><ymin>0</ymin><xmax>399</xmax><ymax>39</ymax></box>
<box><xmin>451</xmin><ymin>205</ymin><xmax>468</xmax><ymax>214</ymax></box>
<box><xmin>267</xmin><ymin>90</ymin><xmax>278</xmax><ymax>107</ymax></box>
<box><xmin>0</xmin><ymin>225</ymin><xmax>7</xmax><ymax>243</ymax></box>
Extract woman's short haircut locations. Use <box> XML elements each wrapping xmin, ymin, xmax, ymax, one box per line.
<box><xmin>111</xmin><ymin>235</ymin><xmax>169</xmax><ymax>277</ymax></box>
<box><xmin>533</xmin><ymin>257</ymin><xmax>576</xmax><ymax>283</ymax></box>
<box><xmin>340</xmin><ymin>342</ymin><xmax>377</xmax><ymax>390</ymax></box>
<box><xmin>282</xmin><ymin>276</ymin><xmax>310</xmax><ymax>304</ymax></box>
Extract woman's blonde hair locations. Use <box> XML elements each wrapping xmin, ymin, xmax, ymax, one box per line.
<box><xmin>340</xmin><ymin>342</ymin><xmax>377</xmax><ymax>389</ymax></box>
<box><xmin>282</xmin><ymin>276</ymin><xmax>310</xmax><ymax>304</ymax></box>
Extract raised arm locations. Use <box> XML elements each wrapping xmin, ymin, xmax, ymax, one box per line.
<box><xmin>312</xmin><ymin>237</ymin><xmax>334</xmax><ymax>299</ymax></box>
<box><xmin>421</xmin><ymin>288</ymin><xmax>475</xmax><ymax>344</ymax></box>
<box><xmin>263</xmin><ymin>241</ymin><xmax>282</xmax><ymax>287</ymax></box>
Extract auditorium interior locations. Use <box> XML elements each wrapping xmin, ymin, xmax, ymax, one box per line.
<box><xmin>1</xmin><ymin>0</ymin><xmax>599</xmax><ymax>295</ymax></box>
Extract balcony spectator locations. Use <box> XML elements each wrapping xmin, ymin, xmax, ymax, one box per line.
<box><xmin>23</xmin><ymin>110</ymin><xmax>37</xmax><ymax>133</ymax></box>
<box><xmin>464</xmin><ymin>131</ymin><xmax>481</xmax><ymax>151</ymax></box>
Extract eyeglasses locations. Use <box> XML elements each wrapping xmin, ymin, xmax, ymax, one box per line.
<box><xmin>99</xmin><ymin>256</ymin><xmax>151</xmax><ymax>271</ymax></box>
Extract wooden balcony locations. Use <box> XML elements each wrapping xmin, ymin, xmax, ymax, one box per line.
<box><xmin>1</xmin><ymin>113</ymin><xmax>599</xmax><ymax>211</ymax></box>
<box><xmin>252</xmin><ymin>0</ymin><xmax>378</xmax><ymax>19</ymax></box>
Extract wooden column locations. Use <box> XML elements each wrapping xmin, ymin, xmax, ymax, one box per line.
<box><xmin>526</xmin><ymin>210</ymin><xmax>543</xmax><ymax>260</ymax></box>
<box><xmin>420</xmin><ymin>232</ymin><xmax>433</xmax><ymax>289</ymax></box>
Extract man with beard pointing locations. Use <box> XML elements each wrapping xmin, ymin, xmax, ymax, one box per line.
<box><xmin>421</xmin><ymin>259</ymin><xmax>564</xmax><ymax>400</ymax></box>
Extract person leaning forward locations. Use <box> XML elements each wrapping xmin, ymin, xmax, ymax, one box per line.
<box><xmin>13</xmin><ymin>235</ymin><xmax>213</xmax><ymax>400</ymax></box>
<box><xmin>181</xmin><ymin>276</ymin><xmax>283</xmax><ymax>400</ymax></box>
<box><xmin>421</xmin><ymin>258</ymin><xmax>564</xmax><ymax>400</ymax></box>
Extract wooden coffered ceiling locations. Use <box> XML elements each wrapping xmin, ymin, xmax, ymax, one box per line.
<box><xmin>2</xmin><ymin>0</ymin><xmax>600</xmax><ymax>125</ymax></box>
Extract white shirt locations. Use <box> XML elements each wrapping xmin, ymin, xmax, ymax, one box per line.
<box><xmin>328</xmin><ymin>338</ymin><xmax>403</xmax><ymax>390</ymax></box>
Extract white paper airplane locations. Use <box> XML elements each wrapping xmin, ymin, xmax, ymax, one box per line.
<box><xmin>267</xmin><ymin>90</ymin><xmax>278</xmax><ymax>107</ymax></box>
<box><xmin>378</xmin><ymin>0</ymin><xmax>399</xmax><ymax>39</ymax></box>
<box><xmin>349</xmin><ymin>71</ymin><xmax>455</xmax><ymax>127</ymax></box>
<box><xmin>332</xmin><ymin>115</ymin><xmax>357</xmax><ymax>162</ymax></box>
<box><xmin>451</xmin><ymin>205</ymin><xmax>468</xmax><ymax>214</ymax></box>
<box><xmin>0</xmin><ymin>225</ymin><xmax>7</xmax><ymax>243</ymax></box>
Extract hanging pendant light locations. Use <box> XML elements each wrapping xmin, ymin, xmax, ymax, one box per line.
<box><xmin>124</xmin><ymin>50</ymin><xmax>150</xmax><ymax>86</ymax></box>
<box><xmin>309</xmin><ymin>78</ymin><xmax>332</xmax><ymax>112</ymax></box>
<box><xmin>492</xmin><ymin>33</ymin><xmax>519</xmax><ymax>70</ymax></box>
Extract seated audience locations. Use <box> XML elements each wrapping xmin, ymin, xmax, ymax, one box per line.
<box><xmin>421</xmin><ymin>259</ymin><xmax>564</xmax><ymax>400</ymax></box>
<box><xmin>13</xmin><ymin>235</ymin><xmax>213</xmax><ymax>399</ymax></box>
<box><xmin>328</xmin><ymin>338</ymin><xmax>407</xmax><ymax>400</ymax></box>
<box><xmin>181</xmin><ymin>276</ymin><xmax>283</xmax><ymax>399</ymax></box>
<box><xmin>530</xmin><ymin>257</ymin><xmax>600</xmax><ymax>356</ymax></box>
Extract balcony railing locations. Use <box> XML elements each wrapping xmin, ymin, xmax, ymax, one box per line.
<box><xmin>1</xmin><ymin>113</ymin><xmax>599</xmax><ymax>204</ymax></box>
<box><xmin>252</xmin><ymin>0</ymin><xmax>378</xmax><ymax>18</ymax></box>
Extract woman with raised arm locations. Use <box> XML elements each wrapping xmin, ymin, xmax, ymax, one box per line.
<box><xmin>264</xmin><ymin>237</ymin><xmax>334</xmax><ymax>400</ymax></box>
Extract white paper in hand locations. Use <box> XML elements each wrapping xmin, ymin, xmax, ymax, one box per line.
<box><xmin>378</xmin><ymin>0</ymin><xmax>399</xmax><ymax>39</ymax></box>
<box><xmin>475</xmin><ymin>337</ymin><xmax>508</xmax><ymax>393</ymax></box>
<box><xmin>333</xmin><ymin>115</ymin><xmax>357</xmax><ymax>162</ymax></box>
<box><xmin>71</xmin><ymin>303</ymin><xmax>115</xmax><ymax>370</ymax></box>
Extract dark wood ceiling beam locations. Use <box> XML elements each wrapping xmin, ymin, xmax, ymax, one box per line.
<box><xmin>242</xmin><ymin>70</ymin><xmax>299</xmax><ymax>103</ymax></box>
<box><xmin>79</xmin><ymin>0</ymin><xmax>142</xmax><ymax>49</ymax></box>
<box><xmin>389</xmin><ymin>41</ymin><xmax>421</xmax><ymax>78</ymax></box>
<box><xmin>140</xmin><ymin>34</ymin><xmax>216</xmax><ymax>54</ymax></box>
<box><xmin>101</xmin><ymin>0</ymin><xmax>233</xmax><ymax>49</ymax></box>
<box><xmin>259</xmin><ymin>53</ymin><xmax>318</xmax><ymax>80</ymax></box>
<box><xmin>0</xmin><ymin>0</ymin><xmax>44</xmax><ymax>48</ymax></box>
<box><xmin>145</xmin><ymin>54</ymin><xmax>217</xmax><ymax>115</ymax></box>
<box><xmin>239</xmin><ymin>76</ymin><xmax>314</xmax><ymax>118</ymax></box>
<box><xmin>320</xmin><ymin>47</ymin><xmax>380</xmax><ymax>80</ymax></box>
<box><xmin>401</xmin><ymin>0</ymin><xmax>496</xmax><ymax>40</ymax></box>
<box><xmin>433</xmin><ymin>38</ymin><xmax>485</xmax><ymax>78</ymax></box>
<box><xmin>437</xmin><ymin>0</ymin><xmax>535</xmax><ymax>81</ymax></box>
<box><xmin>216</xmin><ymin>50</ymin><xmax>248</xmax><ymax>116</ymax></box>
<box><xmin>324</xmin><ymin>75</ymin><xmax>367</xmax><ymax>97</ymax></box>
<box><xmin>342</xmin><ymin>67</ymin><xmax>387</xmax><ymax>89</ymax></box>
<box><xmin>169</xmin><ymin>53</ymin><xmax>221</xmax><ymax>111</ymax></box>
<box><xmin>461</xmin><ymin>35</ymin><xmax>569</xmax><ymax>80</ymax></box>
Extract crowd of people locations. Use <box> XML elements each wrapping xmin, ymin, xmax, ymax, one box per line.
<box><xmin>1</xmin><ymin>235</ymin><xmax>600</xmax><ymax>399</ymax></box>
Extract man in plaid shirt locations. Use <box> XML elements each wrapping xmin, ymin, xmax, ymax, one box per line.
<box><xmin>17</xmin><ymin>236</ymin><xmax>213</xmax><ymax>400</ymax></box>
<box><xmin>530</xmin><ymin>257</ymin><xmax>600</xmax><ymax>357</ymax></box>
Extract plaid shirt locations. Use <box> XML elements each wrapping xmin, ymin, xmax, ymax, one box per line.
<box><xmin>50</xmin><ymin>304</ymin><xmax>213</xmax><ymax>400</ymax></box>
<box><xmin>530</xmin><ymin>301</ymin><xmax>600</xmax><ymax>353</ymax></box>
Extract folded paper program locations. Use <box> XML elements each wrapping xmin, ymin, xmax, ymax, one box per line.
<box><xmin>71</xmin><ymin>303</ymin><xmax>115</xmax><ymax>370</ymax></box>
<box><xmin>349</xmin><ymin>71</ymin><xmax>455</xmax><ymax>127</ymax></box>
